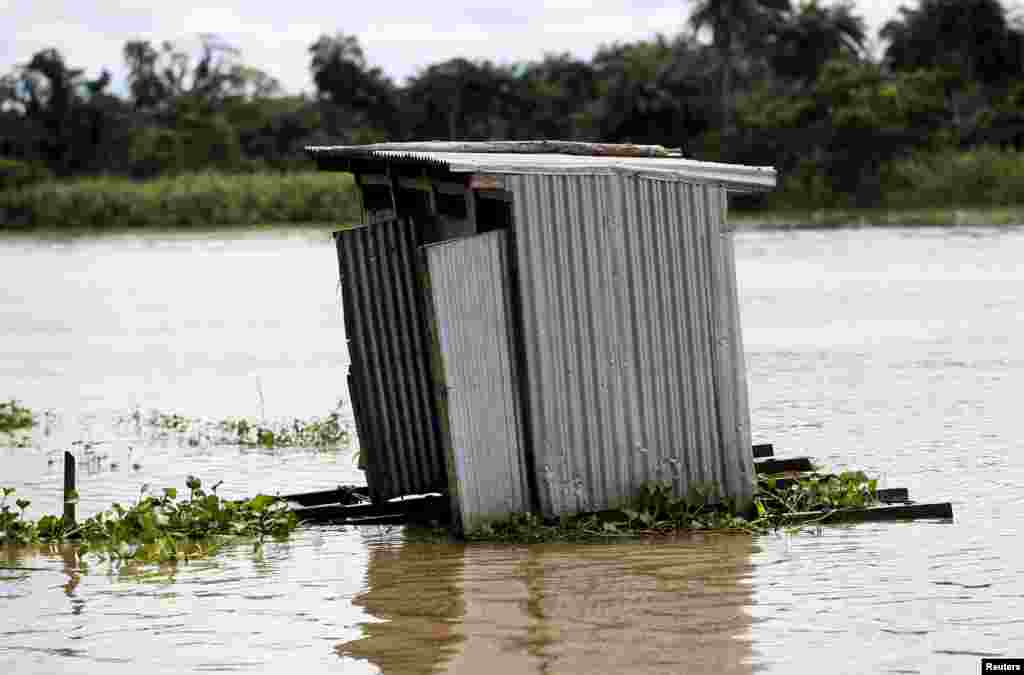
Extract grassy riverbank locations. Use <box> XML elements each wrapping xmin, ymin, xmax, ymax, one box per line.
<box><xmin>0</xmin><ymin>171</ymin><xmax>361</xmax><ymax>233</ymax></box>
<box><xmin>4</xmin><ymin>147</ymin><xmax>1024</xmax><ymax>233</ymax></box>
<box><xmin>732</xmin><ymin>205</ymin><xmax>1024</xmax><ymax>229</ymax></box>
<box><xmin>735</xmin><ymin>147</ymin><xmax>1024</xmax><ymax>228</ymax></box>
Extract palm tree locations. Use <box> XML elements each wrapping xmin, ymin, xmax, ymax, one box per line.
<box><xmin>309</xmin><ymin>33</ymin><xmax>399</xmax><ymax>139</ymax></box>
<box><xmin>772</xmin><ymin>1</ymin><xmax>867</xmax><ymax>85</ymax></box>
<box><xmin>881</xmin><ymin>0</ymin><xmax>1017</xmax><ymax>85</ymax></box>
<box><xmin>689</xmin><ymin>0</ymin><xmax>791</xmax><ymax>133</ymax></box>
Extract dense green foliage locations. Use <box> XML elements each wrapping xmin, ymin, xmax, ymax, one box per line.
<box><xmin>0</xmin><ymin>477</ymin><xmax>299</xmax><ymax>563</ymax></box>
<box><xmin>0</xmin><ymin>171</ymin><xmax>359</xmax><ymax>231</ymax></box>
<box><xmin>0</xmin><ymin>159</ymin><xmax>53</xmax><ymax>191</ymax></box>
<box><xmin>0</xmin><ymin>400</ymin><xmax>34</xmax><ymax>433</ymax></box>
<box><xmin>761</xmin><ymin>145</ymin><xmax>1024</xmax><ymax>211</ymax></box>
<box><xmin>2</xmin><ymin>1</ymin><xmax>1024</xmax><ymax>217</ymax></box>
<box><xmin>884</xmin><ymin>147</ymin><xmax>1024</xmax><ymax>208</ymax></box>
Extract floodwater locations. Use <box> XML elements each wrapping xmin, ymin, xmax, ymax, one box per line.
<box><xmin>2</xmin><ymin>225</ymin><xmax>1023</xmax><ymax>674</ymax></box>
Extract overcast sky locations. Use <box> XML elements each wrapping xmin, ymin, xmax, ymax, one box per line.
<box><xmin>3</xmin><ymin>1</ymin><xmax>907</xmax><ymax>96</ymax></box>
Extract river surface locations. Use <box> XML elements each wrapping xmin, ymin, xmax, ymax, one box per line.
<box><xmin>2</xmin><ymin>226</ymin><xmax>1023</xmax><ymax>674</ymax></box>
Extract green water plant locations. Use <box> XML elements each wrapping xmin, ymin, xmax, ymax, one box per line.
<box><xmin>129</xmin><ymin>404</ymin><xmax>351</xmax><ymax>450</ymax></box>
<box><xmin>217</xmin><ymin>410</ymin><xmax>349</xmax><ymax>449</ymax></box>
<box><xmin>752</xmin><ymin>470</ymin><xmax>879</xmax><ymax>530</ymax></box>
<box><xmin>0</xmin><ymin>399</ymin><xmax>34</xmax><ymax>433</ymax></box>
<box><xmin>448</xmin><ymin>469</ymin><xmax>881</xmax><ymax>543</ymax></box>
<box><xmin>155</xmin><ymin>412</ymin><xmax>191</xmax><ymax>433</ymax></box>
<box><xmin>0</xmin><ymin>477</ymin><xmax>299</xmax><ymax>563</ymax></box>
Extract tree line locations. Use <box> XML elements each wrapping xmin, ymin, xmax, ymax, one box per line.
<box><xmin>3</xmin><ymin>0</ymin><xmax>1024</xmax><ymax>208</ymax></box>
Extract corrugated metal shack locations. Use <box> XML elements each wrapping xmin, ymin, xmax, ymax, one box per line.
<box><xmin>307</xmin><ymin>141</ymin><xmax>776</xmax><ymax>532</ymax></box>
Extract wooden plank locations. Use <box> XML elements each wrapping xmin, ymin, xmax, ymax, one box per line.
<box><xmin>366</xmin><ymin>208</ymin><xmax>397</xmax><ymax>225</ymax></box>
<box><xmin>464</xmin><ymin>185</ymin><xmax>477</xmax><ymax>231</ymax></box>
<box><xmin>755</xmin><ymin>456</ymin><xmax>815</xmax><ymax>474</ymax></box>
<box><xmin>789</xmin><ymin>502</ymin><xmax>953</xmax><ymax>525</ymax></box>
<box><xmin>435</xmin><ymin>181</ymin><xmax>469</xmax><ymax>196</ymax></box>
<box><xmin>63</xmin><ymin>452</ymin><xmax>76</xmax><ymax>528</ymax></box>
<box><xmin>434</xmin><ymin>216</ymin><xmax>474</xmax><ymax>240</ymax></box>
<box><xmin>397</xmin><ymin>176</ymin><xmax>434</xmax><ymax>192</ymax></box>
<box><xmin>877</xmin><ymin>487</ymin><xmax>910</xmax><ymax>503</ymax></box>
<box><xmin>358</xmin><ymin>173</ymin><xmax>392</xmax><ymax>186</ymax></box>
<box><xmin>470</xmin><ymin>174</ymin><xmax>507</xmax><ymax>190</ymax></box>
<box><xmin>291</xmin><ymin>494</ymin><xmax>449</xmax><ymax>524</ymax></box>
<box><xmin>397</xmin><ymin>175</ymin><xmax>512</xmax><ymax>201</ymax></box>
<box><xmin>281</xmin><ymin>485</ymin><xmax>369</xmax><ymax>507</ymax></box>
<box><xmin>752</xmin><ymin>443</ymin><xmax>773</xmax><ymax>458</ymax></box>
<box><xmin>474</xmin><ymin>189</ymin><xmax>513</xmax><ymax>203</ymax></box>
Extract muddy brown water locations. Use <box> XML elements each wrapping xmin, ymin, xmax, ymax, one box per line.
<box><xmin>2</xmin><ymin>226</ymin><xmax>1023</xmax><ymax>674</ymax></box>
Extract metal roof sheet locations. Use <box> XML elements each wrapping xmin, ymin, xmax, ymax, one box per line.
<box><xmin>306</xmin><ymin>142</ymin><xmax>777</xmax><ymax>191</ymax></box>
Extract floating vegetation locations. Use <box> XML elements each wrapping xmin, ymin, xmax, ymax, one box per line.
<box><xmin>0</xmin><ymin>399</ymin><xmax>34</xmax><ymax>433</ymax></box>
<box><xmin>0</xmin><ymin>477</ymin><xmax>299</xmax><ymax>563</ymax></box>
<box><xmin>753</xmin><ymin>470</ymin><xmax>879</xmax><ymax>530</ymax></box>
<box><xmin>441</xmin><ymin>470</ymin><xmax>881</xmax><ymax>543</ymax></box>
<box><xmin>217</xmin><ymin>411</ymin><xmax>349</xmax><ymax>449</ymax></box>
<box><xmin>120</xmin><ymin>402</ymin><xmax>351</xmax><ymax>450</ymax></box>
<box><xmin>154</xmin><ymin>412</ymin><xmax>190</xmax><ymax>433</ymax></box>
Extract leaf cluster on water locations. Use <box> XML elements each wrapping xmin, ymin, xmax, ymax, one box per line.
<box><xmin>0</xmin><ymin>477</ymin><xmax>299</xmax><ymax>563</ymax></box>
<box><xmin>0</xmin><ymin>399</ymin><xmax>34</xmax><ymax>434</ymax></box>
<box><xmin>217</xmin><ymin>412</ymin><xmax>349</xmax><ymax>449</ymax></box>
<box><xmin>753</xmin><ymin>470</ymin><xmax>879</xmax><ymax>529</ymax></box>
<box><xmin>446</xmin><ymin>469</ymin><xmax>881</xmax><ymax>543</ymax></box>
<box><xmin>123</xmin><ymin>404</ymin><xmax>351</xmax><ymax>450</ymax></box>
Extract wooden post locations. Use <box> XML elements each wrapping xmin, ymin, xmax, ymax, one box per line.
<box><xmin>63</xmin><ymin>451</ymin><xmax>76</xmax><ymax>528</ymax></box>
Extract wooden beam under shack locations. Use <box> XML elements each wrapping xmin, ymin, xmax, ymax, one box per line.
<box><xmin>475</xmin><ymin>189</ymin><xmax>513</xmax><ymax>203</ymax></box>
<box><xmin>464</xmin><ymin>183</ymin><xmax>477</xmax><ymax>232</ymax></box>
<box><xmin>353</xmin><ymin>171</ymin><xmax>398</xmax><ymax>225</ymax></box>
<box><xmin>425</xmin><ymin>176</ymin><xmax>475</xmax><ymax>239</ymax></box>
<box><xmin>365</xmin><ymin>209</ymin><xmax>398</xmax><ymax>226</ymax></box>
<box><xmin>755</xmin><ymin>457</ymin><xmax>815</xmax><ymax>474</ymax></box>
<box><xmin>397</xmin><ymin>176</ymin><xmax>434</xmax><ymax>193</ymax></box>
<box><xmin>434</xmin><ymin>180</ymin><xmax>470</xmax><ymax>196</ymax></box>
<box><xmin>789</xmin><ymin>502</ymin><xmax>953</xmax><ymax>524</ymax></box>
<box><xmin>470</xmin><ymin>174</ymin><xmax>507</xmax><ymax>191</ymax></box>
<box><xmin>358</xmin><ymin>173</ymin><xmax>392</xmax><ymax>187</ymax></box>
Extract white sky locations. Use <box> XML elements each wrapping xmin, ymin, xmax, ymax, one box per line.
<box><xmin>1</xmin><ymin>1</ymin><xmax>907</xmax><ymax>96</ymax></box>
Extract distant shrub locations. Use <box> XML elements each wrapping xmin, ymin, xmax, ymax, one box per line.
<box><xmin>0</xmin><ymin>159</ymin><xmax>54</xmax><ymax>192</ymax></box>
<box><xmin>750</xmin><ymin>146</ymin><xmax>1024</xmax><ymax>212</ymax></box>
<box><xmin>0</xmin><ymin>171</ymin><xmax>361</xmax><ymax>232</ymax></box>
<box><xmin>883</xmin><ymin>146</ymin><xmax>1024</xmax><ymax>208</ymax></box>
<box><xmin>764</xmin><ymin>158</ymin><xmax>850</xmax><ymax>211</ymax></box>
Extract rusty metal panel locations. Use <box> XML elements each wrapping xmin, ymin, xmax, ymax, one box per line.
<box><xmin>426</xmin><ymin>230</ymin><xmax>530</xmax><ymax>531</ymax></box>
<box><xmin>335</xmin><ymin>219</ymin><xmax>447</xmax><ymax>501</ymax></box>
<box><xmin>507</xmin><ymin>174</ymin><xmax>754</xmax><ymax>517</ymax></box>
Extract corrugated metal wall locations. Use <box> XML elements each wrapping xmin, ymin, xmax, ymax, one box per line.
<box><xmin>335</xmin><ymin>219</ymin><xmax>447</xmax><ymax>501</ymax></box>
<box><xmin>507</xmin><ymin>173</ymin><xmax>754</xmax><ymax>516</ymax></box>
<box><xmin>426</xmin><ymin>230</ymin><xmax>531</xmax><ymax>531</ymax></box>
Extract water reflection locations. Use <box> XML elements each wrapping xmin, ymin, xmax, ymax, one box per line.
<box><xmin>339</xmin><ymin>539</ymin><xmax>466</xmax><ymax>673</ymax></box>
<box><xmin>340</xmin><ymin>533</ymin><xmax>758</xmax><ymax>674</ymax></box>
